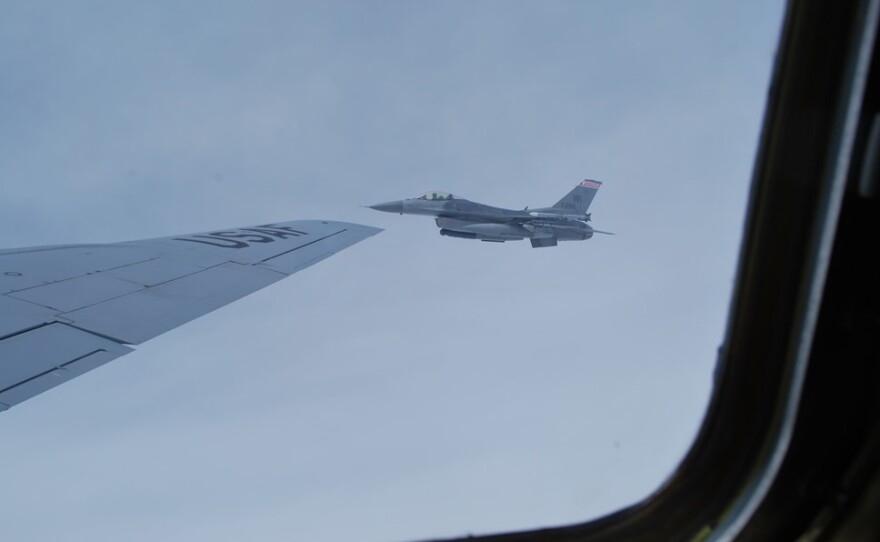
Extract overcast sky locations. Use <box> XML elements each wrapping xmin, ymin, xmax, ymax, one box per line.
<box><xmin>1</xmin><ymin>2</ymin><xmax>785</xmax><ymax>541</ymax></box>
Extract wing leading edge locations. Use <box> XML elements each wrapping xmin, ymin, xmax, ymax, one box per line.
<box><xmin>0</xmin><ymin>220</ymin><xmax>381</xmax><ymax>411</ymax></box>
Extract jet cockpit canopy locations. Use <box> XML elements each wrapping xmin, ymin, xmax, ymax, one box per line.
<box><xmin>416</xmin><ymin>191</ymin><xmax>455</xmax><ymax>201</ymax></box>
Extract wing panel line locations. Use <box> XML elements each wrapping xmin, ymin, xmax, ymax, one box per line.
<box><xmin>0</xmin><ymin>321</ymin><xmax>50</xmax><ymax>343</ymax></box>
<box><xmin>2</xmin><ymin>255</ymin><xmax>160</xmax><ymax>295</ymax></box>
<box><xmin>258</xmin><ymin>229</ymin><xmax>347</xmax><ymax>264</ymax></box>
<box><xmin>108</xmin><ymin>259</ymin><xmax>219</xmax><ymax>287</ymax></box>
<box><xmin>0</xmin><ymin>349</ymin><xmax>103</xmax><ymax>395</ymax></box>
<box><xmin>43</xmin><ymin>260</ymin><xmax>233</xmax><ymax>316</ymax></box>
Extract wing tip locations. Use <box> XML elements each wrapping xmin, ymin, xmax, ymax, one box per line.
<box><xmin>341</xmin><ymin>222</ymin><xmax>384</xmax><ymax>237</ymax></box>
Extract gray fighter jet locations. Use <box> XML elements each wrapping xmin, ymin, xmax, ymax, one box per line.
<box><xmin>369</xmin><ymin>180</ymin><xmax>611</xmax><ymax>247</ymax></box>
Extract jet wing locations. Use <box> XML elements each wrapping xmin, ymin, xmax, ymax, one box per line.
<box><xmin>0</xmin><ymin>220</ymin><xmax>381</xmax><ymax>411</ymax></box>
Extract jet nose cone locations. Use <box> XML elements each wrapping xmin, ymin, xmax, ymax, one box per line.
<box><xmin>368</xmin><ymin>200</ymin><xmax>403</xmax><ymax>214</ymax></box>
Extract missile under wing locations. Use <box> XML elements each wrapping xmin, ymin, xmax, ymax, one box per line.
<box><xmin>0</xmin><ymin>220</ymin><xmax>381</xmax><ymax>411</ymax></box>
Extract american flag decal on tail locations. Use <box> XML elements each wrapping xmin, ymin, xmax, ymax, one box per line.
<box><xmin>579</xmin><ymin>180</ymin><xmax>602</xmax><ymax>189</ymax></box>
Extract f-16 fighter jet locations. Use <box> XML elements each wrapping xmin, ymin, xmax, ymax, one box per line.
<box><xmin>369</xmin><ymin>180</ymin><xmax>611</xmax><ymax>248</ymax></box>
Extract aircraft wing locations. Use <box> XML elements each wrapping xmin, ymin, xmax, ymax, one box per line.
<box><xmin>0</xmin><ymin>220</ymin><xmax>381</xmax><ymax>411</ymax></box>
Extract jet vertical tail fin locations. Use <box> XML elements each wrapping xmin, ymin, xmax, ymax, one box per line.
<box><xmin>550</xmin><ymin>180</ymin><xmax>602</xmax><ymax>215</ymax></box>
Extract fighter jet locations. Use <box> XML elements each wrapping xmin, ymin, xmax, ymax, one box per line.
<box><xmin>369</xmin><ymin>180</ymin><xmax>611</xmax><ymax>248</ymax></box>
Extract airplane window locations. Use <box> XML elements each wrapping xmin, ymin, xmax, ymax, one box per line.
<box><xmin>0</xmin><ymin>3</ymin><xmax>788</xmax><ymax>542</ymax></box>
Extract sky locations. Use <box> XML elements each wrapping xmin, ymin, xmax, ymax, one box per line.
<box><xmin>0</xmin><ymin>2</ymin><xmax>785</xmax><ymax>541</ymax></box>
